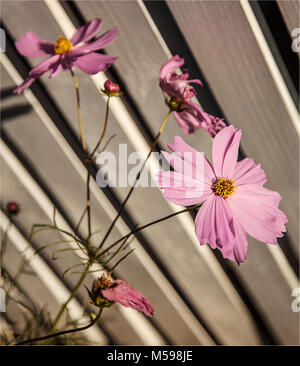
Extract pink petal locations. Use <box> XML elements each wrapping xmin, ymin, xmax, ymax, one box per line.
<box><xmin>71</xmin><ymin>18</ymin><xmax>102</xmax><ymax>45</ymax></box>
<box><xmin>159</xmin><ymin>54</ymin><xmax>184</xmax><ymax>80</ymax></box>
<box><xmin>195</xmin><ymin>196</ymin><xmax>244</xmax><ymax>263</ymax></box>
<box><xmin>101</xmin><ymin>280</ymin><xmax>154</xmax><ymax>317</ymax></box>
<box><xmin>73</xmin><ymin>29</ymin><xmax>119</xmax><ymax>53</ymax></box>
<box><xmin>195</xmin><ymin>196</ymin><xmax>218</xmax><ymax>249</ymax></box>
<box><xmin>232</xmin><ymin>158</ymin><xmax>267</xmax><ymax>186</ymax></box>
<box><xmin>212</xmin><ymin>125</ymin><xmax>241</xmax><ymax>178</ymax></box>
<box><xmin>13</xmin><ymin>55</ymin><xmax>60</xmax><ymax>94</ymax></box>
<box><xmin>184</xmin><ymin>101</ymin><xmax>212</xmax><ymax>124</ymax></box>
<box><xmin>200</xmin><ymin>113</ymin><xmax>227</xmax><ymax>137</ymax></box>
<box><xmin>173</xmin><ymin>111</ymin><xmax>199</xmax><ymax>134</ymax></box>
<box><xmin>74</xmin><ymin>52</ymin><xmax>117</xmax><ymax>74</ymax></box>
<box><xmin>157</xmin><ymin>171</ymin><xmax>212</xmax><ymax>206</ymax></box>
<box><xmin>167</xmin><ymin>136</ymin><xmax>216</xmax><ymax>184</ymax></box>
<box><xmin>231</xmin><ymin>214</ymin><xmax>248</xmax><ymax>265</ymax></box>
<box><xmin>228</xmin><ymin>185</ymin><xmax>288</xmax><ymax>244</ymax></box>
<box><xmin>15</xmin><ymin>32</ymin><xmax>54</xmax><ymax>58</ymax></box>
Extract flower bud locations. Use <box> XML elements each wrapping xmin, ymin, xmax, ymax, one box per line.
<box><xmin>103</xmin><ymin>80</ymin><xmax>121</xmax><ymax>97</ymax></box>
<box><xmin>6</xmin><ymin>201</ymin><xmax>20</xmax><ymax>215</ymax></box>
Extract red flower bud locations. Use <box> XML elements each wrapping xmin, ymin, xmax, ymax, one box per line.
<box><xmin>103</xmin><ymin>80</ymin><xmax>120</xmax><ymax>96</ymax></box>
<box><xmin>6</xmin><ymin>201</ymin><xmax>20</xmax><ymax>215</ymax></box>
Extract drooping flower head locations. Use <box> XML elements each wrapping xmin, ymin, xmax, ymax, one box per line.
<box><xmin>157</xmin><ymin>126</ymin><xmax>288</xmax><ymax>265</ymax></box>
<box><xmin>159</xmin><ymin>55</ymin><xmax>226</xmax><ymax>136</ymax></box>
<box><xmin>201</xmin><ymin>114</ymin><xmax>227</xmax><ymax>138</ymax></box>
<box><xmin>90</xmin><ymin>273</ymin><xmax>154</xmax><ymax>316</ymax></box>
<box><xmin>13</xmin><ymin>19</ymin><xmax>118</xmax><ymax>94</ymax></box>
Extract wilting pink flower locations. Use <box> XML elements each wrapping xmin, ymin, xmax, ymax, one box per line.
<box><xmin>201</xmin><ymin>114</ymin><xmax>227</xmax><ymax>137</ymax></box>
<box><xmin>91</xmin><ymin>274</ymin><xmax>154</xmax><ymax>316</ymax></box>
<box><xmin>157</xmin><ymin>126</ymin><xmax>288</xmax><ymax>265</ymax></box>
<box><xmin>13</xmin><ymin>19</ymin><xmax>118</xmax><ymax>94</ymax></box>
<box><xmin>159</xmin><ymin>55</ymin><xmax>225</xmax><ymax>136</ymax></box>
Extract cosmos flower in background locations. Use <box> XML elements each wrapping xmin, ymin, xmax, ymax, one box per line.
<box><xmin>13</xmin><ymin>18</ymin><xmax>118</xmax><ymax>94</ymax></box>
<box><xmin>159</xmin><ymin>55</ymin><xmax>226</xmax><ymax>136</ymax></box>
<box><xmin>157</xmin><ymin>125</ymin><xmax>288</xmax><ymax>265</ymax></box>
<box><xmin>90</xmin><ymin>273</ymin><xmax>154</xmax><ymax>317</ymax></box>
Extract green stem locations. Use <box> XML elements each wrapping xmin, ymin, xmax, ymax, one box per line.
<box><xmin>98</xmin><ymin>203</ymin><xmax>202</xmax><ymax>260</ymax></box>
<box><xmin>70</xmin><ymin>69</ymin><xmax>86</xmax><ymax>152</ymax></box>
<box><xmin>47</xmin><ymin>262</ymin><xmax>92</xmax><ymax>335</ymax></box>
<box><xmin>0</xmin><ymin>218</ymin><xmax>11</xmax><ymax>269</ymax></box>
<box><xmin>90</xmin><ymin>96</ymin><xmax>111</xmax><ymax>160</ymax></box>
<box><xmin>48</xmin><ymin>95</ymin><xmax>112</xmax><ymax>332</ymax></box>
<box><xmin>95</xmin><ymin>110</ymin><xmax>172</xmax><ymax>255</ymax></box>
<box><xmin>16</xmin><ymin>306</ymin><xmax>103</xmax><ymax>345</ymax></box>
<box><xmin>86</xmin><ymin>96</ymin><xmax>111</xmax><ymax>247</ymax></box>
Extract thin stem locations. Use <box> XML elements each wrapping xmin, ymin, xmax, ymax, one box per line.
<box><xmin>98</xmin><ymin>203</ymin><xmax>202</xmax><ymax>259</ymax></box>
<box><xmin>90</xmin><ymin>96</ymin><xmax>111</xmax><ymax>159</ymax></box>
<box><xmin>86</xmin><ymin>161</ymin><xmax>92</xmax><ymax>247</ymax></box>
<box><xmin>47</xmin><ymin>90</ymin><xmax>112</xmax><ymax>332</ymax></box>
<box><xmin>96</xmin><ymin>110</ymin><xmax>172</xmax><ymax>254</ymax></box>
<box><xmin>86</xmin><ymin>97</ymin><xmax>111</xmax><ymax>246</ymax></box>
<box><xmin>47</xmin><ymin>262</ymin><xmax>92</xmax><ymax>335</ymax></box>
<box><xmin>70</xmin><ymin>69</ymin><xmax>86</xmax><ymax>152</ymax></box>
<box><xmin>74</xmin><ymin>206</ymin><xmax>88</xmax><ymax>237</ymax></box>
<box><xmin>0</xmin><ymin>218</ymin><xmax>11</xmax><ymax>268</ymax></box>
<box><xmin>16</xmin><ymin>307</ymin><xmax>103</xmax><ymax>345</ymax></box>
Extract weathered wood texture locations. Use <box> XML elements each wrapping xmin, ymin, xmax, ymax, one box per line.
<box><xmin>278</xmin><ymin>0</ymin><xmax>299</xmax><ymax>35</ymax></box>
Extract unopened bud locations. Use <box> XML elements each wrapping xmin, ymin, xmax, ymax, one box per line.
<box><xmin>6</xmin><ymin>201</ymin><xmax>20</xmax><ymax>215</ymax></box>
<box><xmin>103</xmin><ymin>80</ymin><xmax>121</xmax><ymax>97</ymax></box>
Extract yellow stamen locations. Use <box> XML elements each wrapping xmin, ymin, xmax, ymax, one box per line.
<box><xmin>167</xmin><ymin>97</ymin><xmax>182</xmax><ymax>112</ymax></box>
<box><xmin>54</xmin><ymin>36</ymin><xmax>73</xmax><ymax>54</ymax></box>
<box><xmin>213</xmin><ymin>177</ymin><xmax>236</xmax><ymax>198</ymax></box>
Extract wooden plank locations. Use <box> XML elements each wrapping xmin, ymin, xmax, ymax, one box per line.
<box><xmin>166</xmin><ymin>0</ymin><xmax>299</xmax><ymax>344</ymax></box>
<box><xmin>277</xmin><ymin>0</ymin><xmax>300</xmax><ymax>35</ymax></box>
<box><xmin>1</xmin><ymin>0</ymin><xmax>262</xmax><ymax>344</ymax></box>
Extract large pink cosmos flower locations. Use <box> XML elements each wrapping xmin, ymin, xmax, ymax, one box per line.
<box><xmin>91</xmin><ymin>274</ymin><xmax>154</xmax><ymax>317</ymax></box>
<box><xmin>13</xmin><ymin>19</ymin><xmax>118</xmax><ymax>94</ymax></box>
<box><xmin>159</xmin><ymin>55</ymin><xmax>226</xmax><ymax>136</ymax></box>
<box><xmin>157</xmin><ymin>126</ymin><xmax>287</xmax><ymax>265</ymax></box>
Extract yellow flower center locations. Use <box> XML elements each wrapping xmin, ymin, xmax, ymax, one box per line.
<box><xmin>213</xmin><ymin>177</ymin><xmax>236</xmax><ymax>198</ymax></box>
<box><xmin>167</xmin><ymin>97</ymin><xmax>182</xmax><ymax>112</ymax></box>
<box><xmin>54</xmin><ymin>36</ymin><xmax>73</xmax><ymax>54</ymax></box>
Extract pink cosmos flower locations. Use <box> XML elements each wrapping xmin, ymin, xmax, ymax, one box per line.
<box><xmin>13</xmin><ymin>19</ymin><xmax>118</xmax><ymax>94</ymax></box>
<box><xmin>91</xmin><ymin>274</ymin><xmax>154</xmax><ymax>317</ymax></box>
<box><xmin>157</xmin><ymin>125</ymin><xmax>288</xmax><ymax>265</ymax></box>
<box><xmin>159</xmin><ymin>55</ymin><xmax>226</xmax><ymax>136</ymax></box>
